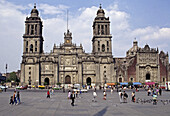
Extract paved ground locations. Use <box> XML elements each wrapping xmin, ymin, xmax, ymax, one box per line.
<box><xmin>0</xmin><ymin>89</ymin><xmax>170</xmax><ymax>116</ymax></box>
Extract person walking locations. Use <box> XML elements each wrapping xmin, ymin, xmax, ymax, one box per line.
<box><xmin>147</xmin><ymin>88</ymin><xmax>151</xmax><ymax>96</ymax></box>
<box><xmin>153</xmin><ymin>93</ymin><xmax>158</xmax><ymax>105</ymax></box>
<box><xmin>70</xmin><ymin>91</ymin><xmax>75</xmax><ymax>106</ymax></box>
<box><xmin>17</xmin><ymin>91</ymin><xmax>20</xmax><ymax>104</ymax></box>
<box><xmin>63</xmin><ymin>86</ymin><xmax>65</xmax><ymax>93</ymax></box>
<box><xmin>131</xmin><ymin>91</ymin><xmax>135</xmax><ymax>102</ymax></box>
<box><xmin>159</xmin><ymin>88</ymin><xmax>162</xmax><ymax>96</ymax></box>
<box><xmin>111</xmin><ymin>87</ymin><xmax>113</xmax><ymax>94</ymax></box>
<box><xmin>156</xmin><ymin>88</ymin><xmax>159</xmax><ymax>95</ymax></box>
<box><xmin>13</xmin><ymin>91</ymin><xmax>17</xmax><ymax>105</ymax></box>
<box><xmin>103</xmin><ymin>91</ymin><xmax>107</xmax><ymax>100</ymax></box>
<box><xmin>123</xmin><ymin>91</ymin><xmax>128</xmax><ymax>103</ymax></box>
<box><xmin>92</xmin><ymin>90</ymin><xmax>97</xmax><ymax>102</ymax></box>
<box><xmin>119</xmin><ymin>90</ymin><xmax>123</xmax><ymax>103</ymax></box>
<box><xmin>47</xmin><ymin>89</ymin><xmax>50</xmax><ymax>98</ymax></box>
<box><xmin>68</xmin><ymin>90</ymin><xmax>71</xmax><ymax>99</ymax></box>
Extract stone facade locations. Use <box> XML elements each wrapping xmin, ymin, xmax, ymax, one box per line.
<box><xmin>21</xmin><ymin>4</ymin><xmax>169</xmax><ymax>86</ymax></box>
<box><xmin>119</xmin><ymin>41</ymin><xmax>169</xmax><ymax>85</ymax></box>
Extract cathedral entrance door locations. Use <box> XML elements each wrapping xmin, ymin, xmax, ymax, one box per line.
<box><xmin>146</xmin><ymin>73</ymin><xmax>150</xmax><ymax>80</ymax></box>
<box><xmin>65</xmin><ymin>75</ymin><xmax>71</xmax><ymax>84</ymax></box>
<box><xmin>119</xmin><ymin>78</ymin><xmax>122</xmax><ymax>82</ymax></box>
<box><xmin>86</xmin><ymin>77</ymin><xmax>91</xmax><ymax>85</ymax></box>
<box><xmin>44</xmin><ymin>78</ymin><xmax>50</xmax><ymax>85</ymax></box>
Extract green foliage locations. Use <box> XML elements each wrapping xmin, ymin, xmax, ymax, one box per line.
<box><xmin>128</xmin><ymin>82</ymin><xmax>133</xmax><ymax>86</ymax></box>
<box><xmin>44</xmin><ymin>82</ymin><xmax>48</xmax><ymax>85</ymax></box>
<box><xmin>57</xmin><ymin>82</ymin><xmax>61</xmax><ymax>86</ymax></box>
<box><xmin>115</xmin><ymin>82</ymin><xmax>120</xmax><ymax>85</ymax></box>
<box><xmin>142</xmin><ymin>83</ymin><xmax>145</xmax><ymax>85</ymax></box>
<box><xmin>7</xmin><ymin>72</ymin><xmax>20</xmax><ymax>82</ymax></box>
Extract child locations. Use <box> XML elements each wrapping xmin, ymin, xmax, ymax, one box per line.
<box><xmin>92</xmin><ymin>90</ymin><xmax>97</xmax><ymax>102</ymax></box>
<box><xmin>47</xmin><ymin>90</ymin><xmax>50</xmax><ymax>98</ymax></box>
<box><xmin>9</xmin><ymin>96</ymin><xmax>14</xmax><ymax>105</ymax></box>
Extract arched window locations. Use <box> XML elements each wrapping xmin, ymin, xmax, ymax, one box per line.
<box><xmin>105</xmin><ymin>25</ymin><xmax>107</xmax><ymax>35</ymax></box>
<box><xmin>26</xmin><ymin>41</ymin><xmax>28</xmax><ymax>47</ymax></box>
<box><xmin>27</xmin><ymin>25</ymin><xmax>30</xmax><ymax>35</ymax></box>
<box><xmin>98</xmin><ymin>41</ymin><xmax>100</xmax><ymax>51</ymax></box>
<box><xmin>102</xmin><ymin>44</ymin><xmax>105</xmax><ymax>52</ymax></box>
<box><xmin>28</xmin><ymin>77</ymin><xmax>31</xmax><ymax>85</ymax></box>
<box><xmin>35</xmin><ymin>25</ymin><xmax>37</xmax><ymax>35</ymax></box>
<box><xmin>30</xmin><ymin>44</ymin><xmax>33</xmax><ymax>53</ymax></box>
<box><xmin>101</xmin><ymin>25</ymin><xmax>104</xmax><ymax>35</ymax></box>
<box><xmin>35</xmin><ymin>41</ymin><xmax>37</xmax><ymax>46</ymax></box>
<box><xmin>31</xmin><ymin>25</ymin><xmax>34</xmax><ymax>35</ymax></box>
<box><xmin>98</xmin><ymin>25</ymin><xmax>100</xmax><ymax>35</ymax></box>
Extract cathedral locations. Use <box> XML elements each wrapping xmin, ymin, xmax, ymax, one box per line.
<box><xmin>20</xmin><ymin>4</ymin><xmax>170</xmax><ymax>87</ymax></box>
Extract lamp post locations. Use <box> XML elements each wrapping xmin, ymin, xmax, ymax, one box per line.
<box><xmin>113</xmin><ymin>58</ymin><xmax>118</xmax><ymax>92</ymax></box>
<box><xmin>114</xmin><ymin>67</ymin><xmax>118</xmax><ymax>92</ymax></box>
<box><xmin>36</xmin><ymin>80</ymin><xmax>38</xmax><ymax>88</ymax></box>
<box><xmin>5</xmin><ymin>64</ymin><xmax>7</xmax><ymax>92</ymax></box>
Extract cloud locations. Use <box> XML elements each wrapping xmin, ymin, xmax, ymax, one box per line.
<box><xmin>0</xmin><ymin>0</ymin><xmax>27</xmax><ymax>73</ymax></box>
<box><xmin>1</xmin><ymin>1</ymin><xmax>170</xmax><ymax>73</ymax></box>
<box><xmin>38</xmin><ymin>4</ymin><xmax>69</xmax><ymax>15</ymax></box>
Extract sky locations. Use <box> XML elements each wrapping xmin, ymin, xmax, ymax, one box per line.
<box><xmin>1</xmin><ymin>0</ymin><xmax>170</xmax><ymax>73</ymax></box>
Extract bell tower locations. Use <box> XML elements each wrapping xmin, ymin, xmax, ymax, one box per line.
<box><xmin>23</xmin><ymin>3</ymin><xmax>43</xmax><ymax>54</ymax></box>
<box><xmin>92</xmin><ymin>4</ymin><xmax>112</xmax><ymax>56</ymax></box>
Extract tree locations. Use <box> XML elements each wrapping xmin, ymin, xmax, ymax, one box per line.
<box><xmin>128</xmin><ymin>82</ymin><xmax>133</xmax><ymax>86</ymax></box>
<box><xmin>7</xmin><ymin>72</ymin><xmax>20</xmax><ymax>82</ymax></box>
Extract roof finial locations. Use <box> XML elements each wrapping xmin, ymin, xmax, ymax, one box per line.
<box><xmin>34</xmin><ymin>3</ymin><xmax>36</xmax><ymax>8</ymax></box>
<box><xmin>99</xmin><ymin>4</ymin><xmax>102</xmax><ymax>9</ymax></box>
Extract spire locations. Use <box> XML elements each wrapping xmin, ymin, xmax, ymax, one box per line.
<box><xmin>133</xmin><ymin>38</ymin><xmax>138</xmax><ymax>47</ymax></box>
<box><xmin>34</xmin><ymin>3</ymin><xmax>36</xmax><ymax>8</ymax></box>
<box><xmin>99</xmin><ymin>4</ymin><xmax>102</xmax><ymax>9</ymax></box>
<box><xmin>31</xmin><ymin>3</ymin><xmax>39</xmax><ymax>17</ymax></box>
<box><xmin>97</xmin><ymin>4</ymin><xmax>105</xmax><ymax>17</ymax></box>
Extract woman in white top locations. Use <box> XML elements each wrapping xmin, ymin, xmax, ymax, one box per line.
<box><xmin>92</xmin><ymin>91</ymin><xmax>97</xmax><ymax>102</ymax></box>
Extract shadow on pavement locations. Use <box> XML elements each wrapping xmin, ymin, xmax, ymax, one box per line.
<box><xmin>93</xmin><ymin>106</ymin><xmax>108</xmax><ymax>116</ymax></box>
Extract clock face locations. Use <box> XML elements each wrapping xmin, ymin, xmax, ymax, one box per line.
<box><xmin>66</xmin><ymin>40</ymin><xmax>70</xmax><ymax>43</ymax></box>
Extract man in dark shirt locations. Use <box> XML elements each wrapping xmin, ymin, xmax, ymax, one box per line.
<box><xmin>70</xmin><ymin>91</ymin><xmax>75</xmax><ymax>106</ymax></box>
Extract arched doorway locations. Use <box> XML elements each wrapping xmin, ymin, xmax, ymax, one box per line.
<box><xmin>146</xmin><ymin>73</ymin><xmax>150</xmax><ymax>80</ymax></box>
<box><xmin>65</xmin><ymin>75</ymin><xmax>71</xmax><ymax>84</ymax></box>
<box><xmin>119</xmin><ymin>78</ymin><xmax>122</xmax><ymax>82</ymax></box>
<box><xmin>44</xmin><ymin>78</ymin><xmax>50</xmax><ymax>85</ymax></box>
<box><xmin>86</xmin><ymin>77</ymin><xmax>91</xmax><ymax>85</ymax></box>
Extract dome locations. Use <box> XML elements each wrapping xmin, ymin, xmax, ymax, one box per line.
<box><xmin>31</xmin><ymin>4</ymin><xmax>39</xmax><ymax>17</ymax></box>
<box><xmin>96</xmin><ymin>4</ymin><xmax>105</xmax><ymax>17</ymax></box>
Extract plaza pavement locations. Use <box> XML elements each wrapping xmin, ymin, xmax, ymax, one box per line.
<box><xmin>0</xmin><ymin>89</ymin><xmax>170</xmax><ymax>116</ymax></box>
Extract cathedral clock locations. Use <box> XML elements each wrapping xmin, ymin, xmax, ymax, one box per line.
<box><xmin>66</xmin><ymin>40</ymin><xmax>70</xmax><ymax>43</ymax></box>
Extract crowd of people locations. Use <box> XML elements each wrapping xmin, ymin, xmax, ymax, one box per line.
<box><xmin>8</xmin><ymin>84</ymin><xmax>165</xmax><ymax>106</ymax></box>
